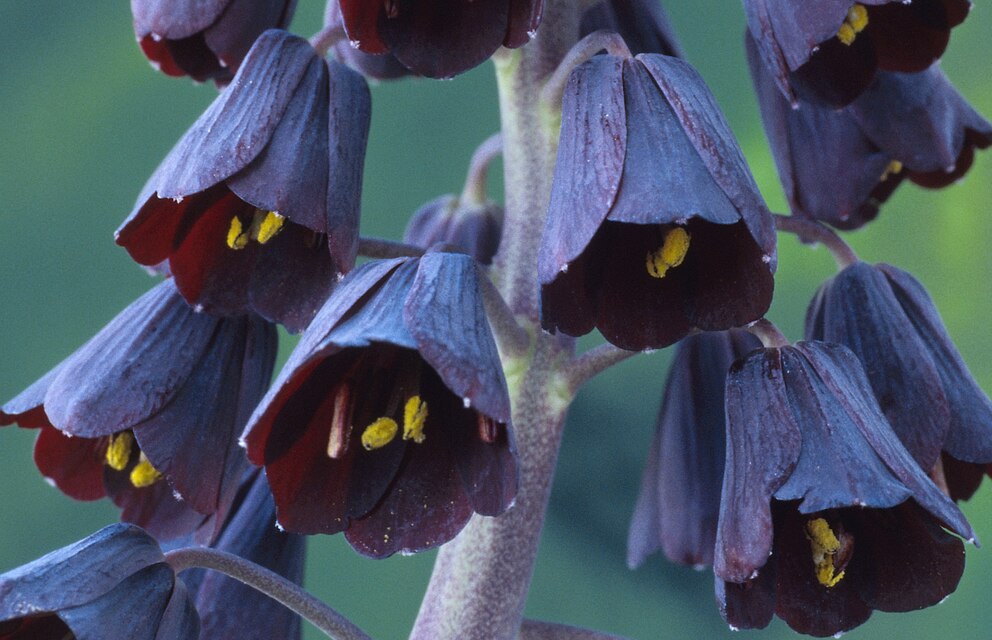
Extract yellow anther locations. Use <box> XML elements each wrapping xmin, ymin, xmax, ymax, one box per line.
<box><xmin>129</xmin><ymin>453</ymin><xmax>162</xmax><ymax>488</ymax></box>
<box><xmin>250</xmin><ymin>210</ymin><xmax>285</xmax><ymax>245</ymax></box>
<box><xmin>837</xmin><ymin>4</ymin><xmax>868</xmax><ymax>46</ymax></box>
<box><xmin>105</xmin><ymin>432</ymin><xmax>134</xmax><ymax>471</ymax></box>
<box><xmin>403</xmin><ymin>396</ymin><xmax>428</xmax><ymax>444</ymax></box>
<box><xmin>646</xmin><ymin>227</ymin><xmax>691</xmax><ymax>279</ymax></box>
<box><xmin>361</xmin><ymin>417</ymin><xmax>398</xmax><ymax>451</ymax></box>
<box><xmin>806</xmin><ymin>518</ymin><xmax>847</xmax><ymax>588</ymax></box>
<box><xmin>226</xmin><ymin>216</ymin><xmax>249</xmax><ymax>250</ymax></box>
<box><xmin>880</xmin><ymin>160</ymin><xmax>903</xmax><ymax>181</ymax></box>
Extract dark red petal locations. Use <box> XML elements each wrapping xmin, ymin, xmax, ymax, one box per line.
<box><xmin>33</xmin><ymin>427</ymin><xmax>106</xmax><ymax>502</ymax></box>
<box><xmin>504</xmin><ymin>0</ymin><xmax>543</xmax><ymax>48</ymax></box>
<box><xmin>339</xmin><ymin>0</ymin><xmax>388</xmax><ymax>53</ymax></box>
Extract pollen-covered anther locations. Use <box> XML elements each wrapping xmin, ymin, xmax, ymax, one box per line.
<box><xmin>646</xmin><ymin>227</ymin><xmax>691</xmax><ymax>279</ymax></box>
<box><xmin>880</xmin><ymin>160</ymin><xmax>904</xmax><ymax>181</ymax></box>
<box><xmin>361</xmin><ymin>417</ymin><xmax>399</xmax><ymax>450</ymax></box>
<box><xmin>226</xmin><ymin>216</ymin><xmax>249</xmax><ymax>250</ymax></box>
<box><xmin>249</xmin><ymin>210</ymin><xmax>285</xmax><ymax>245</ymax></box>
<box><xmin>105</xmin><ymin>432</ymin><xmax>134</xmax><ymax>471</ymax></box>
<box><xmin>805</xmin><ymin>517</ymin><xmax>853</xmax><ymax>588</ymax></box>
<box><xmin>403</xmin><ymin>395</ymin><xmax>428</xmax><ymax>443</ymax></box>
<box><xmin>837</xmin><ymin>4</ymin><xmax>869</xmax><ymax>46</ymax></box>
<box><xmin>129</xmin><ymin>452</ymin><xmax>163</xmax><ymax>488</ymax></box>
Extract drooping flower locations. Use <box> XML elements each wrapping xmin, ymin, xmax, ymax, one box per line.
<box><xmin>403</xmin><ymin>195</ymin><xmax>502</xmax><ymax>265</ymax></box>
<box><xmin>180</xmin><ymin>471</ymin><xmax>306</xmax><ymax>639</ymax></box>
<box><xmin>337</xmin><ymin>0</ymin><xmax>544</xmax><ymax>78</ymax></box>
<box><xmin>539</xmin><ymin>52</ymin><xmax>776</xmax><ymax>351</ymax></box>
<box><xmin>744</xmin><ymin>0</ymin><xmax>971</xmax><ymax>106</ymax></box>
<box><xmin>0</xmin><ymin>523</ymin><xmax>199</xmax><ymax>639</ymax></box>
<box><xmin>132</xmin><ymin>0</ymin><xmax>297</xmax><ymax>84</ymax></box>
<box><xmin>807</xmin><ymin>262</ymin><xmax>992</xmax><ymax>500</ymax></box>
<box><xmin>116</xmin><ymin>29</ymin><xmax>371</xmax><ymax>332</ymax></box>
<box><xmin>0</xmin><ymin>280</ymin><xmax>277</xmax><ymax>541</ymax></box>
<box><xmin>715</xmin><ymin>341</ymin><xmax>974</xmax><ymax>636</ymax></box>
<box><xmin>627</xmin><ymin>330</ymin><xmax>760</xmax><ymax>569</ymax></box>
<box><xmin>580</xmin><ymin>0</ymin><xmax>684</xmax><ymax>58</ymax></box>
<box><xmin>242</xmin><ymin>251</ymin><xmax>517</xmax><ymax>558</ymax></box>
<box><xmin>747</xmin><ymin>34</ymin><xmax>992</xmax><ymax>229</ymax></box>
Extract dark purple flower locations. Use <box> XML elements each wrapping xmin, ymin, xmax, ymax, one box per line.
<box><xmin>324</xmin><ymin>0</ymin><xmax>413</xmax><ymax>80</ymax></box>
<box><xmin>627</xmin><ymin>330</ymin><xmax>760</xmax><ymax>569</ymax></box>
<box><xmin>748</xmin><ymin>34</ymin><xmax>992</xmax><ymax>229</ymax></box>
<box><xmin>116</xmin><ymin>30</ymin><xmax>371</xmax><ymax>332</ymax></box>
<box><xmin>807</xmin><ymin>262</ymin><xmax>992</xmax><ymax>501</ymax></box>
<box><xmin>0</xmin><ymin>523</ymin><xmax>198</xmax><ymax>639</ymax></box>
<box><xmin>338</xmin><ymin>0</ymin><xmax>543</xmax><ymax>78</ymax></box>
<box><xmin>539</xmin><ymin>53</ymin><xmax>776</xmax><ymax>351</ymax></box>
<box><xmin>580</xmin><ymin>0</ymin><xmax>684</xmax><ymax>58</ymax></box>
<box><xmin>132</xmin><ymin>0</ymin><xmax>297</xmax><ymax>84</ymax></box>
<box><xmin>714</xmin><ymin>341</ymin><xmax>973</xmax><ymax>636</ymax></box>
<box><xmin>180</xmin><ymin>472</ymin><xmax>306</xmax><ymax>640</ymax></box>
<box><xmin>403</xmin><ymin>195</ymin><xmax>502</xmax><ymax>265</ymax></box>
<box><xmin>0</xmin><ymin>280</ymin><xmax>277</xmax><ymax>541</ymax></box>
<box><xmin>242</xmin><ymin>251</ymin><xmax>517</xmax><ymax>558</ymax></box>
<box><xmin>745</xmin><ymin>0</ymin><xmax>971</xmax><ymax>106</ymax></box>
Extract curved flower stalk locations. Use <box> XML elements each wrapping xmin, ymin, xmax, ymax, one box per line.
<box><xmin>715</xmin><ymin>340</ymin><xmax>974</xmax><ymax>636</ymax></box>
<box><xmin>745</xmin><ymin>0</ymin><xmax>971</xmax><ymax>106</ymax></box>
<box><xmin>243</xmin><ymin>250</ymin><xmax>518</xmax><ymax>557</ymax></box>
<box><xmin>117</xmin><ymin>29</ymin><xmax>371</xmax><ymax>332</ymax></box>
<box><xmin>132</xmin><ymin>0</ymin><xmax>297</xmax><ymax>84</ymax></box>
<box><xmin>539</xmin><ymin>51</ymin><xmax>776</xmax><ymax>351</ymax></box>
<box><xmin>579</xmin><ymin>0</ymin><xmax>684</xmax><ymax>58</ymax></box>
<box><xmin>0</xmin><ymin>280</ymin><xmax>276</xmax><ymax>542</ymax></box>
<box><xmin>0</xmin><ymin>523</ymin><xmax>199</xmax><ymax>639</ymax></box>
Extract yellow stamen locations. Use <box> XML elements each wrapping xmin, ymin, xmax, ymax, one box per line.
<box><xmin>806</xmin><ymin>518</ymin><xmax>847</xmax><ymax>588</ymax></box>
<box><xmin>646</xmin><ymin>227</ymin><xmax>691</xmax><ymax>279</ymax></box>
<box><xmin>105</xmin><ymin>432</ymin><xmax>134</xmax><ymax>471</ymax></box>
<box><xmin>403</xmin><ymin>396</ymin><xmax>428</xmax><ymax>443</ymax></box>
<box><xmin>129</xmin><ymin>453</ymin><xmax>162</xmax><ymax>488</ymax></box>
<box><xmin>880</xmin><ymin>160</ymin><xmax>903</xmax><ymax>181</ymax></box>
<box><xmin>226</xmin><ymin>216</ymin><xmax>249</xmax><ymax>250</ymax></box>
<box><xmin>361</xmin><ymin>417</ymin><xmax>398</xmax><ymax>451</ymax></box>
<box><xmin>837</xmin><ymin>4</ymin><xmax>869</xmax><ymax>46</ymax></box>
<box><xmin>250</xmin><ymin>210</ymin><xmax>285</xmax><ymax>245</ymax></box>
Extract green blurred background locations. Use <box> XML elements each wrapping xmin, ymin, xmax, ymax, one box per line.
<box><xmin>1</xmin><ymin>2</ymin><xmax>991</xmax><ymax>638</ymax></box>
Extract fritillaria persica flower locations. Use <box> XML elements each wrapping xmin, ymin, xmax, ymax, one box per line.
<box><xmin>748</xmin><ymin>34</ymin><xmax>992</xmax><ymax>229</ymax></box>
<box><xmin>337</xmin><ymin>0</ymin><xmax>543</xmax><ymax>78</ymax></box>
<box><xmin>627</xmin><ymin>330</ymin><xmax>760</xmax><ymax>569</ymax></box>
<box><xmin>403</xmin><ymin>195</ymin><xmax>502</xmax><ymax>265</ymax></box>
<box><xmin>580</xmin><ymin>0</ymin><xmax>684</xmax><ymax>58</ymax></box>
<box><xmin>0</xmin><ymin>523</ymin><xmax>198</xmax><ymax>639</ymax></box>
<box><xmin>539</xmin><ymin>53</ymin><xmax>776</xmax><ymax>351</ymax></box>
<box><xmin>0</xmin><ymin>280</ymin><xmax>276</xmax><ymax>541</ymax></box>
<box><xmin>807</xmin><ymin>262</ymin><xmax>992</xmax><ymax>500</ymax></box>
<box><xmin>132</xmin><ymin>0</ymin><xmax>297</xmax><ymax>84</ymax></box>
<box><xmin>745</xmin><ymin>0</ymin><xmax>971</xmax><ymax>106</ymax></box>
<box><xmin>117</xmin><ymin>29</ymin><xmax>371</xmax><ymax>332</ymax></box>
<box><xmin>715</xmin><ymin>341</ymin><xmax>973</xmax><ymax>636</ymax></box>
<box><xmin>242</xmin><ymin>251</ymin><xmax>517</xmax><ymax>558</ymax></box>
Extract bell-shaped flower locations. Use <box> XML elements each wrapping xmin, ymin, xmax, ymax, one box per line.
<box><xmin>744</xmin><ymin>0</ymin><xmax>970</xmax><ymax>106</ymax></box>
<box><xmin>580</xmin><ymin>0</ymin><xmax>684</xmax><ymax>58</ymax></box>
<box><xmin>714</xmin><ymin>341</ymin><xmax>974</xmax><ymax>636</ymax></box>
<box><xmin>132</xmin><ymin>0</ymin><xmax>297</xmax><ymax>84</ymax></box>
<box><xmin>627</xmin><ymin>330</ymin><xmax>760</xmax><ymax>569</ymax></box>
<box><xmin>337</xmin><ymin>0</ymin><xmax>543</xmax><ymax>78</ymax></box>
<box><xmin>807</xmin><ymin>262</ymin><xmax>992</xmax><ymax>500</ymax></box>
<box><xmin>539</xmin><ymin>52</ymin><xmax>776</xmax><ymax>351</ymax></box>
<box><xmin>0</xmin><ymin>280</ymin><xmax>277</xmax><ymax>541</ymax></box>
<box><xmin>0</xmin><ymin>523</ymin><xmax>198</xmax><ymax>639</ymax></box>
<box><xmin>242</xmin><ymin>250</ymin><xmax>517</xmax><ymax>558</ymax></box>
<box><xmin>403</xmin><ymin>196</ymin><xmax>502</xmax><ymax>265</ymax></box>
<box><xmin>116</xmin><ymin>30</ymin><xmax>371</xmax><ymax>332</ymax></box>
<box><xmin>748</xmin><ymin>34</ymin><xmax>992</xmax><ymax>229</ymax></box>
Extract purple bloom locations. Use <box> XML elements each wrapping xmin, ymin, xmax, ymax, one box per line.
<box><xmin>132</xmin><ymin>0</ymin><xmax>297</xmax><ymax>84</ymax></box>
<box><xmin>715</xmin><ymin>341</ymin><xmax>973</xmax><ymax>636</ymax></box>
<box><xmin>0</xmin><ymin>523</ymin><xmax>198</xmax><ymax>639</ymax></box>
<box><xmin>338</xmin><ymin>0</ymin><xmax>543</xmax><ymax>78</ymax></box>
<box><xmin>116</xmin><ymin>30</ymin><xmax>371</xmax><ymax>332</ymax></box>
<box><xmin>627</xmin><ymin>330</ymin><xmax>760</xmax><ymax>569</ymax></box>
<box><xmin>0</xmin><ymin>280</ymin><xmax>276</xmax><ymax>541</ymax></box>
<box><xmin>807</xmin><ymin>262</ymin><xmax>992</xmax><ymax>500</ymax></box>
<box><xmin>242</xmin><ymin>251</ymin><xmax>517</xmax><ymax>557</ymax></box>
<box><xmin>748</xmin><ymin>34</ymin><xmax>992</xmax><ymax>229</ymax></box>
<box><xmin>539</xmin><ymin>53</ymin><xmax>776</xmax><ymax>351</ymax></box>
<box><xmin>403</xmin><ymin>195</ymin><xmax>502</xmax><ymax>265</ymax></box>
<box><xmin>744</xmin><ymin>0</ymin><xmax>971</xmax><ymax>106</ymax></box>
